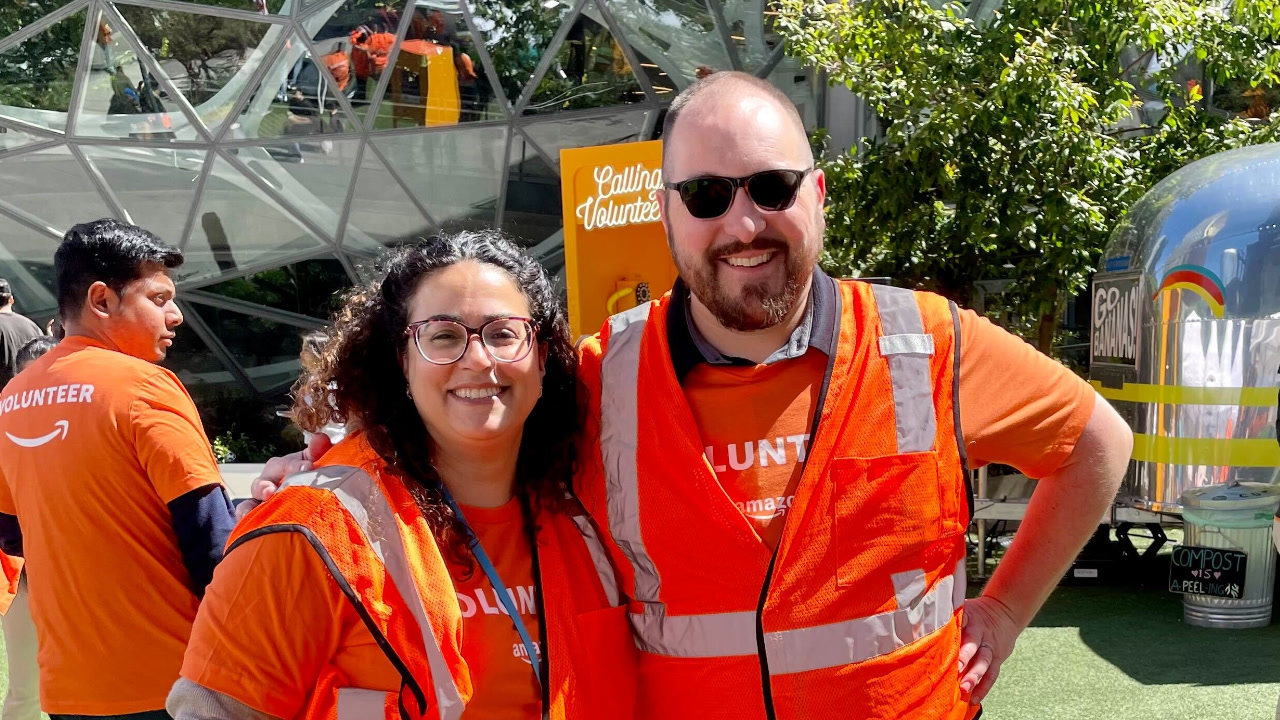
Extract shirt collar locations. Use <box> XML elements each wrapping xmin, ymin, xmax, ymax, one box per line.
<box><xmin>667</xmin><ymin>269</ymin><xmax>837</xmax><ymax>382</ymax></box>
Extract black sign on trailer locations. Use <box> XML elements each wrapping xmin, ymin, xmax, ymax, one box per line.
<box><xmin>1089</xmin><ymin>270</ymin><xmax>1144</xmax><ymax>389</ymax></box>
<box><xmin>1168</xmin><ymin>545</ymin><xmax>1248</xmax><ymax>599</ymax></box>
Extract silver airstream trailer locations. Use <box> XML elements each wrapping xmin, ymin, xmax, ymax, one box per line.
<box><xmin>1091</xmin><ymin>142</ymin><xmax>1280</xmax><ymax>513</ymax></box>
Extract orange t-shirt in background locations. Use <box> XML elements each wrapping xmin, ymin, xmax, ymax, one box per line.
<box><xmin>682</xmin><ymin>307</ymin><xmax>1097</xmax><ymax>549</ymax></box>
<box><xmin>183</xmin><ymin>495</ymin><xmax>542</xmax><ymax>720</ymax></box>
<box><xmin>0</xmin><ymin>336</ymin><xmax>224</xmax><ymax>715</ymax></box>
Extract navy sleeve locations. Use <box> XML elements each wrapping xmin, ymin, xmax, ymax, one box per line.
<box><xmin>0</xmin><ymin>512</ymin><xmax>22</xmax><ymax>558</ymax></box>
<box><xmin>168</xmin><ymin>485</ymin><xmax>236</xmax><ymax>598</ymax></box>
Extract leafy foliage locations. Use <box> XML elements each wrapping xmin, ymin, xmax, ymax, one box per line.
<box><xmin>0</xmin><ymin>3</ymin><xmax>84</xmax><ymax>115</ymax></box>
<box><xmin>777</xmin><ymin>0</ymin><xmax>1280</xmax><ymax>350</ymax></box>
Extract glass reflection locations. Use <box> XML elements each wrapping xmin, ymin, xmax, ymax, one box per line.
<box><xmin>374</xmin><ymin>124</ymin><xmax>506</xmax><ymax>233</ymax></box>
<box><xmin>343</xmin><ymin>146</ymin><xmax>438</xmax><ymax>251</ymax></box>
<box><xmin>74</xmin><ymin>7</ymin><xmax>202</xmax><ymax>140</ymax></box>
<box><xmin>604</xmin><ymin>0</ymin><xmax>728</xmax><ymax>93</ymax></box>
<box><xmin>468</xmin><ymin>0</ymin><xmax>574</xmax><ymax>108</ymax></box>
<box><xmin>231</xmin><ymin>138</ymin><xmax>360</xmax><ymax>240</ymax></box>
<box><xmin>114</xmin><ymin>5</ymin><xmax>277</xmax><ymax>138</ymax></box>
<box><xmin>366</xmin><ymin>0</ymin><xmax>497</xmax><ymax>129</ymax></box>
<box><xmin>522</xmin><ymin>108</ymin><xmax>647</xmax><ymax>169</ymax></box>
<box><xmin>0</xmin><ymin>8</ymin><xmax>86</xmax><ymax>131</ymax></box>
<box><xmin>523</xmin><ymin>1</ymin><xmax>647</xmax><ymax>115</ymax></box>
<box><xmin>79</xmin><ymin>145</ymin><xmax>206</xmax><ymax>248</ymax></box>
<box><xmin>180</xmin><ymin>155</ymin><xmax>326</xmax><ymax>283</ymax></box>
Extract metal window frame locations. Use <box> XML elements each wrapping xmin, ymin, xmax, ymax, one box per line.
<box><xmin>706</xmin><ymin>0</ymin><xmax>744</xmax><ymax>72</ymax></box>
<box><xmin>63</xmin><ymin>0</ymin><xmax>102</xmax><ymax>138</ymax></box>
<box><xmin>459</xmin><ymin>0</ymin><xmax>520</xmax><ymax>117</ymax></box>
<box><xmin>177</xmin><ymin>298</ymin><xmax>261</xmax><ymax>398</ymax></box>
<box><xmin>185</xmin><ymin>287</ymin><xmax>329</xmax><ymax>329</ymax></box>
<box><xmin>512</xmin><ymin>0</ymin><xmax>590</xmax><ymax>117</ymax></box>
<box><xmin>97</xmin><ymin>0</ymin><xmax>217</xmax><ymax>143</ymax></box>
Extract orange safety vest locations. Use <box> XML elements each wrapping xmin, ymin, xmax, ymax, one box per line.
<box><xmin>577</xmin><ymin>279</ymin><xmax>978</xmax><ymax>720</ymax></box>
<box><xmin>228</xmin><ymin>438</ymin><xmax>637</xmax><ymax>720</ymax></box>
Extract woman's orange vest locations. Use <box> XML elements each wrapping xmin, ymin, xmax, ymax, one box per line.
<box><xmin>576</xmin><ymin>280</ymin><xmax>977</xmax><ymax>720</ymax></box>
<box><xmin>228</xmin><ymin>435</ymin><xmax>636</xmax><ymax>720</ymax></box>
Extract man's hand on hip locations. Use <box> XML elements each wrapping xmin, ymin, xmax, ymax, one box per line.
<box><xmin>958</xmin><ymin>594</ymin><xmax>1021</xmax><ymax>703</ymax></box>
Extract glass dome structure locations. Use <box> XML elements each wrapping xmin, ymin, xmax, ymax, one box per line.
<box><xmin>0</xmin><ymin>0</ymin><xmax>823</xmax><ymax>443</ymax></box>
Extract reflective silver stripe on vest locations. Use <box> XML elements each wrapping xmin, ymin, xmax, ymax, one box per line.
<box><xmin>336</xmin><ymin>688</ymin><xmax>390</xmax><ymax>720</ymax></box>
<box><xmin>284</xmin><ymin>467</ymin><xmax>465</xmax><ymax>720</ymax></box>
<box><xmin>763</xmin><ymin>562</ymin><xmax>967</xmax><ymax>675</ymax></box>
<box><xmin>870</xmin><ymin>285</ymin><xmax>938</xmax><ymax>454</ymax></box>
<box><xmin>629</xmin><ymin>607</ymin><xmax>759</xmax><ymax>658</ymax></box>
<box><xmin>599</xmin><ymin>303</ymin><xmax>664</xmax><ymax>607</ymax></box>
<box><xmin>571</xmin><ymin>513</ymin><xmax>622</xmax><ymax>607</ymax></box>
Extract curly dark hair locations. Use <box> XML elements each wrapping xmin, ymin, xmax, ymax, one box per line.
<box><xmin>291</xmin><ymin>231</ymin><xmax>578</xmax><ymax>572</ymax></box>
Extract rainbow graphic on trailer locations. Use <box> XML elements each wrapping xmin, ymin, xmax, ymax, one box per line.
<box><xmin>1153</xmin><ymin>264</ymin><xmax>1226</xmax><ymax>317</ymax></box>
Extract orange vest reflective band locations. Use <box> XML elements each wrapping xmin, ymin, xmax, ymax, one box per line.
<box><xmin>229</xmin><ymin>458</ymin><xmax>638</xmax><ymax>720</ymax></box>
<box><xmin>593</xmin><ymin>280</ymin><xmax>976</xmax><ymax>720</ymax></box>
<box><xmin>230</xmin><ymin>465</ymin><xmax>469</xmax><ymax>720</ymax></box>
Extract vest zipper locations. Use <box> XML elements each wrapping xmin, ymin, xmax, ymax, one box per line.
<box><xmin>754</xmin><ymin>278</ymin><xmax>842</xmax><ymax>719</ymax></box>
<box><xmin>754</xmin><ymin>551</ymin><xmax>781</xmax><ymax>720</ymax></box>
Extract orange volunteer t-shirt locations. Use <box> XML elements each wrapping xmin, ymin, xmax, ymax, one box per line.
<box><xmin>683</xmin><ymin>307</ymin><xmax>1097</xmax><ymax>548</ymax></box>
<box><xmin>0</xmin><ymin>335</ymin><xmax>225</xmax><ymax>715</ymax></box>
<box><xmin>183</xmin><ymin>496</ymin><xmax>542</xmax><ymax>720</ymax></box>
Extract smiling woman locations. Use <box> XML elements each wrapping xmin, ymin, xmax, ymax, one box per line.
<box><xmin>169</xmin><ymin>231</ymin><xmax>638</xmax><ymax>720</ymax></box>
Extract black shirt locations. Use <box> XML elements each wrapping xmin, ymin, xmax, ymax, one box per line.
<box><xmin>0</xmin><ymin>311</ymin><xmax>44</xmax><ymax>389</ymax></box>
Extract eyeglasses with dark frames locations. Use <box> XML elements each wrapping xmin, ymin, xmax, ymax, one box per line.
<box><xmin>404</xmin><ymin>316</ymin><xmax>536</xmax><ymax>365</ymax></box>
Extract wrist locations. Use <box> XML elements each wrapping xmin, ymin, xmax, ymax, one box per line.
<box><xmin>977</xmin><ymin>588</ymin><xmax>1030</xmax><ymax>632</ymax></box>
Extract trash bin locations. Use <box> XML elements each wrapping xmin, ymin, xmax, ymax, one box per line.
<box><xmin>1178</xmin><ymin>482</ymin><xmax>1280</xmax><ymax>629</ymax></box>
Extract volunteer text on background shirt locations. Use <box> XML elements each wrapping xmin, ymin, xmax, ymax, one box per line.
<box><xmin>0</xmin><ymin>336</ymin><xmax>227</xmax><ymax>715</ymax></box>
<box><xmin>182</xmin><ymin>497</ymin><xmax>543</xmax><ymax>720</ymax></box>
<box><xmin>671</xmin><ymin>273</ymin><xmax>1095</xmax><ymax>549</ymax></box>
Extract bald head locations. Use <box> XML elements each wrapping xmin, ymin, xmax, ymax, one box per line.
<box><xmin>661</xmin><ymin>71</ymin><xmax>808</xmax><ymax>171</ymax></box>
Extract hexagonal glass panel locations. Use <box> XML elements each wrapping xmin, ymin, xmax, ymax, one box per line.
<box><xmin>605</xmin><ymin>0</ymin><xmax>729</xmax><ymax>94</ymax></box>
<box><xmin>0</xmin><ymin>212</ymin><xmax>58</xmax><ymax>316</ymax></box>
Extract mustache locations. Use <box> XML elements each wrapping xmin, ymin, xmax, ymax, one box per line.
<box><xmin>706</xmin><ymin>238</ymin><xmax>790</xmax><ymax>261</ymax></box>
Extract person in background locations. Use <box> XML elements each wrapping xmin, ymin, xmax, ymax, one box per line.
<box><xmin>0</xmin><ymin>335</ymin><xmax>58</xmax><ymax>720</ymax></box>
<box><xmin>0</xmin><ymin>219</ymin><xmax>235</xmax><ymax>720</ymax></box>
<box><xmin>0</xmin><ymin>278</ymin><xmax>46</xmax><ymax>389</ymax></box>
<box><xmin>169</xmin><ymin>233</ymin><xmax>635</xmax><ymax>720</ymax></box>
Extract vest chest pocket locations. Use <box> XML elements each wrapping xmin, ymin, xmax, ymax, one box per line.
<box><xmin>832</xmin><ymin>452</ymin><xmax>942</xmax><ymax>588</ymax></box>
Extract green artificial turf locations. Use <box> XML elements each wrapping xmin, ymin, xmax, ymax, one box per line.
<box><xmin>983</xmin><ymin>584</ymin><xmax>1280</xmax><ymax>719</ymax></box>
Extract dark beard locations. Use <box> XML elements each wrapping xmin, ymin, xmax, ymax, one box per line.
<box><xmin>676</xmin><ymin>237</ymin><xmax>808</xmax><ymax>332</ymax></box>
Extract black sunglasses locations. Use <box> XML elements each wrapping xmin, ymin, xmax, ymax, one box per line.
<box><xmin>664</xmin><ymin>168</ymin><xmax>813</xmax><ymax>219</ymax></box>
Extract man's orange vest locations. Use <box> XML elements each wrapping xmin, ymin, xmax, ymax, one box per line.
<box><xmin>577</xmin><ymin>280</ymin><xmax>977</xmax><ymax>720</ymax></box>
<box><xmin>229</xmin><ymin>436</ymin><xmax>637</xmax><ymax>720</ymax></box>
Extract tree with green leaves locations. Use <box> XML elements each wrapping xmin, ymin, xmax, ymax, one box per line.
<box><xmin>776</xmin><ymin>0</ymin><xmax>1280</xmax><ymax>352</ymax></box>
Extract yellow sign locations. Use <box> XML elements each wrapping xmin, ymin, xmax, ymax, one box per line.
<box><xmin>560</xmin><ymin>140</ymin><xmax>677</xmax><ymax>339</ymax></box>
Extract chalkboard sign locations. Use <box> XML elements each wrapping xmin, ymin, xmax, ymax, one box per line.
<box><xmin>1169</xmin><ymin>545</ymin><xmax>1248</xmax><ymax>599</ymax></box>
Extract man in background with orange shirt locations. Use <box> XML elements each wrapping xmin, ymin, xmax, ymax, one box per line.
<box><xmin>0</xmin><ymin>219</ymin><xmax>235</xmax><ymax>720</ymax></box>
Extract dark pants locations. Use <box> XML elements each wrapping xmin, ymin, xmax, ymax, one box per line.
<box><xmin>51</xmin><ymin>712</ymin><xmax>171</xmax><ymax>720</ymax></box>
